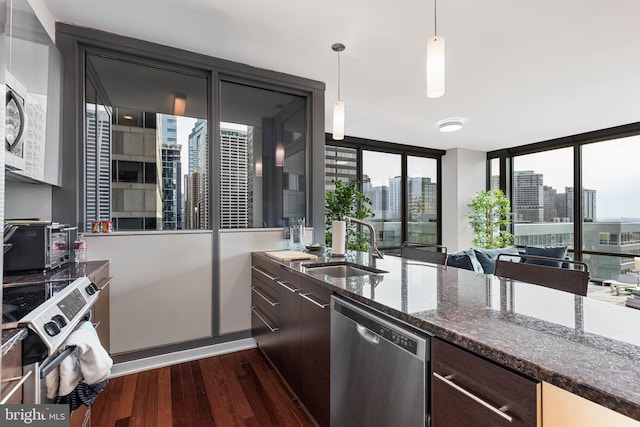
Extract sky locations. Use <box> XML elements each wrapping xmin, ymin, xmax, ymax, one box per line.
<box><xmin>175</xmin><ymin>116</ymin><xmax>639</xmax><ymax>220</ymax></box>
<box><xmin>514</xmin><ymin>134</ymin><xmax>640</xmax><ymax>219</ymax></box>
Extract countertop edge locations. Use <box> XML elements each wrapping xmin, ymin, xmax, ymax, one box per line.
<box><xmin>252</xmin><ymin>251</ymin><xmax>640</xmax><ymax>422</ymax></box>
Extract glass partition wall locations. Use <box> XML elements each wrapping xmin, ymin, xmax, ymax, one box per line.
<box><xmin>219</xmin><ymin>80</ymin><xmax>308</xmax><ymax>229</ymax></box>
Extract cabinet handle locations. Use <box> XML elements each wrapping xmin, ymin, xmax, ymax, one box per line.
<box><xmin>433</xmin><ymin>372</ymin><xmax>513</xmax><ymax>423</ymax></box>
<box><xmin>277</xmin><ymin>280</ymin><xmax>300</xmax><ymax>293</ymax></box>
<box><xmin>251</xmin><ymin>286</ymin><xmax>280</xmax><ymax>306</ymax></box>
<box><xmin>299</xmin><ymin>293</ymin><xmax>329</xmax><ymax>309</ymax></box>
<box><xmin>251</xmin><ymin>266</ymin><xmax>278</xmax><ymax>281</ymax></box>
<box><xmin>0</xmin><ymin>370</ymin><xmax>32</xmax><ymax>404</ymax></box>
<box><xmin>96</xmin><ymin>276</ymin><xmax>112</xmax><ymax>290</ymax></box>
<box><xmin>251</xmin><ymin>306</ymin><xmax>279</xmax><ymax>333</ymax></box>
<box><xmin>92</xmin><ymin>321</ymin><xmax>101</xmax><ymax>330</ymax></box>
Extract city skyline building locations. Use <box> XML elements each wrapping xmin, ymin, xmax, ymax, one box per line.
<box><xmin>220</xmin><ymin>128</ymin><xmax>249</xmax><ymax>228</ymax></box>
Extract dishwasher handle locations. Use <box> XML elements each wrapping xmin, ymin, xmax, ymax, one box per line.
<box><xmin>356</xmin><ymin>324</ymin><xmax>380</xmax><ymax>345</ymax></box>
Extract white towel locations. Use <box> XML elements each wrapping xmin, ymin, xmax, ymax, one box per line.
<box><xmin>53</xmin><ymin>321</ymin><xmax>112</xmax><ymax>397</ymax></box>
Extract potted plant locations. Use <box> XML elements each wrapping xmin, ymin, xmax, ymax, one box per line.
<box><xmin>468</xmin><ymin>189</ymin><xmax>514</xmax><ymax>249</ymax></box>
<box><xmin>325</xmin><ymin>179</ymin><xmax>374</xmax><ymax>252</ymax></box>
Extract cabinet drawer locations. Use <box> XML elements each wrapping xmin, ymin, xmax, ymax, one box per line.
<box><xmin>252</xmin><ymin>255</ymin><xmax>281</xmax><ymax>278</ymax></box>
<box><xmin>432</xmin><ymin>338</ymin><xmax>540</xmax><ymax>427</ymax></box>
<box><xmin>251</xmin><ymin>287</ymin><xmax>280</xmax><ymax>321</ymax></box>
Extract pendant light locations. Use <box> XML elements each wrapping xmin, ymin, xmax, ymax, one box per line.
<box><xmin>427</xmin><ymin>0</ymin><xmax>445</xmax><ymax>98</ymax></box>
<box><xmin>332</xmin><ymin>43</ymin><xmax>346</xmax><ymax>140</ymax></box>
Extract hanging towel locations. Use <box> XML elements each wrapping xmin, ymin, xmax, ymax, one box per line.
<box><xmin>56</xmin><ymin>321</ymin><xmax>112</xmax><ymax>397</ymax></box>
<box><xmin>55</xmin><ymin>379</ymin><xmax>108</xmax><ymax>410</ymax></box>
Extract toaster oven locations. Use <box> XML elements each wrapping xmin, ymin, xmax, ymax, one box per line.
<box><xmin>3</xmin><ymin>221</ymin><xmax>75</xmax><ymax>273</ymax></box>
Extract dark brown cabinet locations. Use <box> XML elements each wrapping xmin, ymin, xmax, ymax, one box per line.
<box><xmin>431</xmin><ymin>338</ymin><xmax>540</xmax><ymax>427</ymax></box>
<box><xmin>250</xmin><ymin>261</ymin><xmax>281</xmax><ymax>369</ymax></box>
<box><xmin>251</xmin><ymin>255</ymin><xmax>331</xmax><ymax>427</ymax></box>
<box><xmin>298</xmin><ymin>277</ymin><xmax>331</xmax><ymax>427</ymax></box>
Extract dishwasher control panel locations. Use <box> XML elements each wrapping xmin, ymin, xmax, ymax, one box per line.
<box><xmin>333</xmin><ymin>298</ymin><xmax>419</xmax><ymax>355</ymax></box>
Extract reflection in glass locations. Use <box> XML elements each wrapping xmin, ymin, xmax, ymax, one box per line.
<box><xmin>219</xmin><ymin>81</ymin><xmax>308</xmax><ymax>228</ymax></box>
<box><xmin>84</xmin><ymin>53</ymin><xmax>208</xmax><ymax>231</ymax></box>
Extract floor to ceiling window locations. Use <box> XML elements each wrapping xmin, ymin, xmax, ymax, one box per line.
<box><xmin>406</xmin><ymin>156</ymin><xmax>438</xmax><ymax>244</ymax></box>
<box><xmin>511</xmin><ymin>147</ymin><xmax>574</xmax><ymax>249</ymax></box>
<box><xmin>325</xmin><ymin>137</ymin><xmax>444</xmax><ymax>252</ymax></box>
<box><xmin>582</xmin><ymin>135</ymin><xmax>640</xmax><ymax>279</ymax></box>
<box><xmin>362</xmin><ymin>150</ymin><xmax>402</xmax><ymax>247</ymax></box>
<box><xmin>489</xmin><ymin>122</ymin><xmax>640</xmax><ymax>281</ymax></box>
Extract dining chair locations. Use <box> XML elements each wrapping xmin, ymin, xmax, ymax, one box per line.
<box><xmin>494</xmin><ymin>253</ymin><xmax>590</xmax><ymax>296</ymax></box>
<box><xmin>400</xmin><ymin>242</ymin><xmax>448</xmax><ymax>266</ymax></box>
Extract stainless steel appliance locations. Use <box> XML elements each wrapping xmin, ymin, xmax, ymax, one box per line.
<box><xmin>331</xmin><ymin>296</ymin><xmax>430</xmax><ymax>427</ymax></box>
<box><xmin>3</xmin><ymin>221</ymin><xmax>75</xmax><ymax>273</ymax></box>
<box><xmin>5</xmin><ymin>70</ymin><xmax>28</xmax><ymax>171</ymax></box>
<box><xmin>2</xmin><ymin>276</ymin><xmax>101</xmax><ymax>404</ymax></box>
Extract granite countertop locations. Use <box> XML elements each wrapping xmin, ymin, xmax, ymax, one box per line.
<box><xmin>254</xmin><ymin>250</ymin><xmax>640</xmax><ymax>421</ymax></box>
<box><xmin>2</xmin><ymin>260</ymin><xmax>109</xmax><ymax>286</ymax></box>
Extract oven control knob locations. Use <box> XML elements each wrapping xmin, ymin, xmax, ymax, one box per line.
<box><xmin>85</xmin><ymin>285</ymin><xmax>96</xmax><ymax>295</ymax></box>
<box><xmin>90</xmin><ymin>282</ymin><xmax>99</xmax><ymax>293</ymax></box>
<box><xmin>52</xmin><ymin>314</ymin><xmax>67</xmax><ymax>328</ymax></box>
<box><xmin>44</xmin><ymin>321</ymin><xmax>61</xmax><ymax>337</ymax></box>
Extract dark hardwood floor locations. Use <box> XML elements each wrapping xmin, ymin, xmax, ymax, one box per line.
<box><xmin>91</xmin><ymin>349</ymin><xmax>315</xmax><ymax>427</ymax></box>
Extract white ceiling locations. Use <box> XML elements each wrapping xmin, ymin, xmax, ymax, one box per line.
<box><xmin>45</xmin><ymin>0</ymin><xmax>640</xmax><ymax>152</ymax></box>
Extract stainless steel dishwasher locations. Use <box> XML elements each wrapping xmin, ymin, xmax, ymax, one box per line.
<box><xmin>331</xmin><ymin>296</ymin><xmax>430</xmax><ymax>427</ymax></box>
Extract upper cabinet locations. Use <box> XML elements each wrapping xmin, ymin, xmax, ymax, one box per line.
<box><xmin>4</xmin><ymin>0</ymin><xmax>61</xmax><ymax>185</ymax></box>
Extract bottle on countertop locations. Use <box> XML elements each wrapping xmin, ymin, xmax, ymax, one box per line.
<box><xmin>74</xmin><ymin>233</ymin><xmax>87</xmax><ymax>264</ymax></box>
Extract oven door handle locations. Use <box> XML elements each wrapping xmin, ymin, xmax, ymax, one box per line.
<box><xmin>39</xmin><ymin>345</ymin><xmax>77</xmax><ymax>380</ymax></box>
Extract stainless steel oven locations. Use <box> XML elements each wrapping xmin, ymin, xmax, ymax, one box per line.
<box><xmin>2</xmin><ymin>276</ymin><xmax>103</xmax><ymax>405</ymax></box>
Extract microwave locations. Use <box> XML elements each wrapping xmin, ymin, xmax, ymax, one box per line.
<box><xmin>3</xmin><ymin>222</ymin><xmax>75</xmax><ymax>273</ymax></box>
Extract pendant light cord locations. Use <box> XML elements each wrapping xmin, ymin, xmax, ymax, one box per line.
<box><xmin>337</xmin><ymin>50</ymin><xmax>341</xmax><ymax>101</ymax></box>
<box><xmin>434</xmin><ymin>0</ymin><xmax>438</xmax><ymax>37</ymax></box>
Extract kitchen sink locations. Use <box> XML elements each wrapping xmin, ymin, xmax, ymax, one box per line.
<box><xmin>303</xmin><ymin>262</ymin><xmax>388</xmax><ymax>278</ymax></box>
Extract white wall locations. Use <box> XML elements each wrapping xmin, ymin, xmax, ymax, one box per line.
<box><xmin>87</xmin><ymin>231</ymin><xmax>213</xmax><ymax>354</ymax></box>
<box><xmin>5</xmin><ymin>181</ymin><xmax>52</xmax><ymax>220</ymax></box>
<box><xmin>218</xmin><ymin>228</ymin><xmax>312</xmax><ymax>335</ymax></box>
<box><xmin>441</xmin><ymin>148</ymin><xmax>487</xmax><ymax>252</ymax></box>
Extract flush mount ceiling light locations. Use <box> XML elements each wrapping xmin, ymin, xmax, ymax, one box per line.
<box><xmin>426</xmin><ymin>0</ymin><xmax>445</xmax><ymax>98</ymax></box>
<box><xmin>438</xmin><ymin>118</ymin><xmax>463</xmax><ymax>132</ymax></box>
<box><xmin>332</xmin><ymin>43</ymin><xmax>346</xmax><ymax>140</ymax></box>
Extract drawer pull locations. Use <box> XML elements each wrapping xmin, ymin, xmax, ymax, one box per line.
<box><xmin>277</xmin><ymin>280</ymin><xmax>300</xmax><ymax>293</ymax></box>
<box><xmin>97</xmin><ymin>276</ymin><xmax>113</xmax><ymax>290</ymax></box>
<box><xmin>251</xmin><ymin>266</ymin><xmax>278</xmax><ymax>281</ymax></box>
<box><xmin>300</xmin><ymin>293</ymin><xmax>330</xmax><ymax>309</ymax></box>
<box><xmin>0</xmin><ymin>370</ymin><xmax>32</xmax><ymax>404</ymax></box>
<box><xmin>251</xmin><ymin>306</ymin><xmax>279</xmax><ymax>333</ymax></box>
<box><xmin>251</xmin><ymin>286</ymin><xmax>280</xmax><ymax>306</ymax></box>
<box><xmin>433</xmin><ymin>372</ymin><xmax>513</xmax><ymax>423</ymax></box>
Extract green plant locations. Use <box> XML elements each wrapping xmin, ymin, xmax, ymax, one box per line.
<box><xmin>468</xmin><ymin>189</ymin><xmax>514</xmax><ymax>248</ymax></box>
<box><xmin>325</xmin><ymin>179</ymin><xmax>374</xmax><ymax>252</ymax></box>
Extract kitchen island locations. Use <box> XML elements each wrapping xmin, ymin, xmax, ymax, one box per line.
<box><xmin>253</xmin><ymin>251</ymin><xmax>640</xmax><ymax>423</ymax></box>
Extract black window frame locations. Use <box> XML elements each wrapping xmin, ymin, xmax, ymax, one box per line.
<box><xmin>325</xmin><ymin>134</ymin><xmax>445</xmax><ymax>250</ymax></box>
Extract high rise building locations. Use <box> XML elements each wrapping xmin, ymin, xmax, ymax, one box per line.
<box><xmin>158</xmin><ymin>114</ymin><xmax>182</xmax><ymax>229</ymax></box>
<box><xmin>219</xmin><ymin>128</ymin><xmax>248</xmax><ymax>228</ymax></box>
<box><xmin>161</xmin><ymin>144</ymin><xmax>182</xmax><ymax>229</ymax></box>
<box><xmin>188</xmin><ymin>119</ymin><xmax>206</xmax><ymax>175</ymax></box>
<box><xmin>566</xmin><ymin>187</ymin><xmax>597</xmax><ymax>222</ymax></box>
<box><xmin>513</xmin><ymin>170</ymin><xmax>544</xmax><ymax>223</ymax></box>
<box><xmin>85</xmin><ymin>104</ymin><xmax>112</xmax><ymax>228</ymax></box>
<box><xmin>325</xmin><ymin>145</ymin><xmax>357</xmax><ymax>189</ymax></box>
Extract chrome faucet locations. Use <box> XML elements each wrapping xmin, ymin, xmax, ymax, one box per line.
<box><xmin>344</xmin><ymin>216</ymin><xmax>384</xmax><ymax>260</ymax></box>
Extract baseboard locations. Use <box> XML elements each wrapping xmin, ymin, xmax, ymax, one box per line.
<box><xmin>109</xmin><ymin>337</ymin><xmax>257</xmax><ymax>378</ymax></box>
